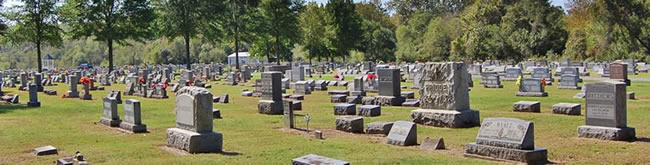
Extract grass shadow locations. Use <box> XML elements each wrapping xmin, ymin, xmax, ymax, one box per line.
<box><xmin>0</xmin><ymin>104</ymin><xmax>37</xmax><ymax>114</ymax></box>
<box><xmin>634</xmin><ymin>137</ymin><xmax>650</xmax><ymax>143</ymax></box>
<box><xmin>219</xmin><ymin>150</ymin><xmax>243</xmax><ymax>156</ymax></box>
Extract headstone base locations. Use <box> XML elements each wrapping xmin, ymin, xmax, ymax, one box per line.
<box><xmin>257</xmin><ymin>100</ymin><xmax>283</xmax><ymax>115</ymax></box>
<box><xmin>411</xmin><ymin>109</ymin><xmax>480</xmax><ymax>128</ymax></box>
<box><xmin>374</xmin><ymin>96</ymin><xmax>405</xmax><ymax>106</ymax></box>
<box><xmin>611</xmin><ymin>79</ymin><xmax>631</xmax><ymax>86</ymax></box>
<box><xmin>557</xmin><ymin>86</ymin><xmax>581</xmax><ymax>90</ymax></box>
<box><xmin>119</xmin><ymin>122</ymin><xmax>147</xmax><ymax>133</ymax></box>
<box><xmin>81</xmin><ymin>94</ymin><xmax>92</xmax><ymax>100</ymax></box>
<box><xmin>502</xmin><ymin>78</ymin><xmax>518</xmax><ymax>81</ymax></box>
<box><xmin>99</xmin><ymin>117</ymin><xmax>121</xmax><ymax>127</ymax></box>
<box><xmin>513</xmin><ymin>101</ymin><xmax>541</xmax><ymax>113</ymax></box>
<box><xmin>577</xmin><ymin>125</ymin><xmax>636</xmax><ymax>141</ymax></box>
<box><xmin>552</xmin><ymin>103</ymin><xmax>580</xmax><ymax>115</ymax></box>
<box><xmin>66</xmin><ymin>91</ymin><xmax>79</xmax><ymax>98</ymax></box>
<box><xmin>166</xmin><ymin>128</ymin><xmax>223</xmax><ymax>153</ymax></box>
<box><xmin>350</xmin><ymin>91</ymin><xmax>366</xmax><ymax>96</ymax></box>
<box><xmin>465</xmin><ymin>142</ymin><xmax>548</xmax><ymax>164</ymax></box>
<box><xmin>515</xmin><ymin>92</ymin><xmax>548</xmax><ymax>97</ymax></box>
<box><xmin>484</xmin><ymin>84</ymin><xmax>503</xmax><ymax>88</ymax></box>
<box><xmin>28</xmin><ymin>101</ymin><xmax>41</xmax><ymax>107</ymax></box>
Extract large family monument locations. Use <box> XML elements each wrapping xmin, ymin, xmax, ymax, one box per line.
<box><xmin>577</xmin><ymin>81</ymin><xmax>635</xmax><ymax>141</ymax></box>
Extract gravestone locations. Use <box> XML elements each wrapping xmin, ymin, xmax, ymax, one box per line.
<box><xmin>292</xmin><ymin>154</ymin><xmax>349</xmax><ymax>165</ymax></box>
<box><xmin>558</xmin><ymin>74</ymin><xmax>580</xmax><ymax>89</ymax></box>
<box><xmin>386</xmin><ymin>121</ymin><xmax>417</xmax><ymax>146</ymax></box>
<box><xmin>284</xmin><ymin>100</ymin><xmax>294</xmax><ymax>129</ymax></box>
<box><xmin>610</xmin><ymin>62</ymin><xmax>630</xmax><ymax>86</ymax></box>
<box><xmin>561</xmin><ymin>67</ymin><xmax>582</xmax><ymax>82</ymax></box>
<box><xmin>503</xmin><ymin>67</ymin><xmax>522</xmax><ymax>81</ymax></box>
<box><xmin>481</xmin><ymin>72</ymin><xmax>503</xmax><ymax>88</ymax></box>
<box><xmin>350</xmin><ymin>77</ymin><xmax>366</xmax><ymax>96</ymax></box>
<box><xmin>577</xmin><ymin>81</ymin><xmax>635</xmax><ymax>141</ymax></box>
<box><xmin>465</xmin><ymin>118</ymin><xmax>548</xmax><ymax>164</ymax></box>
<box><xmin>19</xmin><ymin>73</ymin><xmax>28</xmax><ymax>90</ymax></box>
<box><xmin>166</xmin><ymin>86</ymin><xmax>223</xmax><ymax>153</ymax></box>
<box><xmin>107</xmin><ymin>90</ymin><xmax>122</xmax><ymax>104</ymax></box>
<box><xmin>80</xmin><ymin>83</ymin><xmax>92</xmax><ymax>100</ymax></box>
<box><xmin>258</xmin><ymin>72</ymin><xmax>283</xmax><ymax>115</ymax></box>
<box><xmin>516</xmin><ymin>78</ymin><xmax>548</xmax><ymax>97</ymax></box>
<box><xmin>294</xmin><ymin>81</ymin><xmax>311</xmax><ymax>95</ymax></box>
<box><xmin>34</xmin><ymin>73</ymin><xmax>44</xmax><ymax>92</ymax></box>
<box><xmin>225</xmin><ymin>72</ymin><xmax>237</xmax><ymax>85</ymax></box>
<box><xmin>291</xmin><ymin>65</ymin><xmax>304</xmax><ymax>82</ymax></box>
<box><xmin>27</xmin><ymin>83</ymin><xmax>41</xmax><ymax>107</ymax></box>
<box><xmin>119</xmin><ymin>99</ymin><xmax>147</xmax><ymax>133</ymax></box>
<box><xmin>99</xmin><ymin>98</ymin><xmax>121</xmax><ymax>127</ymax></box>
<box><xmin>66</xmin><ymin>75</ymin><xmax>80</xmax><ymax>98</ymax></box>
<box><xmin>531</xmin><ymin>68</ymin><xmax>553</xmax><ymax>85</ymax></box>
<box><xmin>411</xmin><ymin>62</ymin><xmax>480</xmax><ymax>128</ymax></box>
<box><xmin>375</xmin><ymin>68</ymin><xmax>404</xmax><ymax>106</ymax></box>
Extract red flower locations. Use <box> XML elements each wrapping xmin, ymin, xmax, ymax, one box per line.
<box><xmin>367</xmin><ymin>73</ymin><xmax>377</xmax><ymax>80</ymax></box>
<box><xmin>138</xmin><ymin>77</ymin><xmax>145</xmax><ymax>84</ymax></box>
<box><xmin>79</xmin><ymin>77</ymin><xmax>91</xmax><ymax>84</ymax></box>
<box><xmin>333</xmin><ymin>74</ymin><xmax>340</xmax><ymax>79</ymax></box>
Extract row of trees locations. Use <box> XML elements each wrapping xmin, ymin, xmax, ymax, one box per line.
<box><xmin>1</xmin><ymin>0</ymin><xmax>649</xmax><ymax>71</ymax></box>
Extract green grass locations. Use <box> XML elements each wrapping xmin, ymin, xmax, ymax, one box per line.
<box><xmin>1</xmin><ymin>72</ymin><xmax>650</xmax><ymax>164</ymax></box>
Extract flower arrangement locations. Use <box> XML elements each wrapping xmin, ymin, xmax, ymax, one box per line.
<box><xmin>79</xmin><ymin>76</ymin><xmax>91</xmax><ymax>84</ymax></box>
<box><xmin>367</xmin><ymin>73</ymin><xmax>377</xmax><ymax>80</ymax></box>
<box><xmin>138</xmin><ymin>77</ymin><xmax>145</xmax><ymax>84</ymax></box>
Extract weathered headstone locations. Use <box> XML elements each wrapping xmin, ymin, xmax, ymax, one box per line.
<box><xmin>610</xmin><ymin>62</ymin><xmax>630</xmax><ymax>86</ymax></box>
<box><xmin>465</xmin><ymin>118</ymin><xmax>548</xmax><ymax>164</ymax></box>
<box><xmin>166</xmin><ymin>86</ymin><xmax>223</xmax><ymax>153</ymax></box>
<box><xmin>99</xmin><ymin>98</ymin><xmax>121</xmax><ymax>127</ymax></box>
<box><xmin>411</xmin><ymin>62</ymin><xmax>480</xmax><ymax>128</ymax></box>
<box><xmin>503</xmin><ymin>67</ymin><xmax>522</xmax><ymax>81</ymax></box>
<box><xmin>386</xmin><ymin>121</ymin><xmax>417</xmax><ymax>146</ymax></box>
<box><xmin>294</xmin><ymin>81</ymin><xmax>311</xmax><ymax>95</ymax></box>
<box><xmin>516</xmin><ymin>78</ymin><xmax>548</xmax><ymax>97</ymax></box>
<box><xmin>292</xmin><ymin>154</ymin><xmax>349</xmax><ymax>165</ymax></box>
<box><xmin>284</xmin><ymin>100</ymin><xmax>294</xmax><ymax>129</ymax></box>
<box><xmin>481</xmin><ymin>72</ymin><xmax>503</xmax><ymax>88</ymax></box>
<box><xmin>258</xmin><ymin>72</ymin><xmax>283</xmax><ymax>115</ymax></box>
<box><xmin>558</xmin><ymin>74</ymin><xmax>580</xmax><ymax>89</ymax></box>
<box><xmin>531</xmin><ymin>68</ymin><xmax>553</xmax><ymax>85</ymax></box>
<box><xmin>27</xmin><ymin>83</ymin><xmax>41</xmax><ymax>107</ymax></box>
<box><xmin>577</xmin><ymin>81</ymin><xmax>635</xmax><ymax>141</ymax></box>
<box><xmin>119</xmin><ymin>99</ymin><xmax>147</xmax><ymax>133</ymax></box>
<box><xmin>107</xmin><ymin>90</ymin><xmax>122</xmax><ymax>104</ymax></box>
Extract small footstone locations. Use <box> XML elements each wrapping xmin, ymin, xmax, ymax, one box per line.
<box><xmin>334</xmin><ymin>104</ymin><xmax>356</xmax><ymax>115</ymax></box>
<box><xmin>357</xmin><ymin>105</ymin><xmax>381</xmax><ymax>117</ymax></box>
<box><xmin>361</xmin><ymin>97</ymin><xmax>375</xmax><ymax>105</ymax></box>
<box><xmin>420</xmin><ymin>137</ymin><xmax>445</xmax><ymax>151</ymax></box>
<box><xmin>34</xmin><ymin>145</ymin><xmax>58</xmax><ymax>156</ymax></box>
<box><xmin>627</xmin><ymin>92</ymin><xmax>635</xmax><ymax>100</ymax></box>
<box><xmin>400</xmin><ymin>91</ymin><xmax>415</xmax><ymax>99</ymax></box>
<box><xmin>402</xmin><ymin>99</ymin><xmax>420</xmax><ymax>107</ymax></box>
<box><xmin>386</xmin><ymin>121</ymin><xmax>417</xmax><ymax>146</ymax></box>
<box><xmin>335</xmin><ymin>116</ymin><xmax>364</xmax><ymax>133</ymax></box>
<box><xmin>241</xmin><ymin>91</ymin><xmax>253</xmax><ymax>96</ymax></box>
<box><xmin>513</xmin><ymin>101</ymin><xmax>541</xmax><ymax>113</ymax></box>
<box><xmin>313</xmin><ymin>131</ymin><xmax>323</xmax><ymax>139</ymax></box>
<box><xmin>365</xmin><ymin>122</ymin><xmax>393</xmax><ymax>135</ymax></box>
<box><xmin>331</xmin><ymin>95</ymin><xmax>347</xmax><ymax>103</ymax></box>
<box><xmin>212</xmin><ymin>109</ymin><xmax>221</xmax><ymax>119</ymax></box>
<box><xmin>282</xmin><ymin>94</ymin><xmax>291</xmax><ymax>98</ymax></box>
<box><xmin>552</xmin><ymin>103</ymin><xmax>581</xmax><ymax>115</ymax></box>
<box><xmin>57</xmin><ymin>157</ymin><xmax>74</xmax><ymax>165</ymax></box>
<box><xmin>292</xmin><ymin>101</ymin><xmax>302</xmax><ymax>110</ymax></box>
<box><xmin>292</xmin><ymin>154</ymin><xmax>349</xmax><ymax>165</ymax></box>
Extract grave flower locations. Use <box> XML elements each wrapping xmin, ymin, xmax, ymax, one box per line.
<box><xmin>79</xmin><ymin>77</ymin><xmax>90</xmax><ymax>84</ymax></box>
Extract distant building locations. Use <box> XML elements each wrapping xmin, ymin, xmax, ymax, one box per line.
<box><xmin>42</xmin><ymin>54</ymin><xmax>55</xmax><ymax>70</ymax></box>
<box><xmin>227</xmin><ymin>52</ymin><xmax>262</xmax><ymax>65</ymax></box>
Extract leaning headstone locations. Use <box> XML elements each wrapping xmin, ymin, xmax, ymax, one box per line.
<box><xmin>365</xmin><ymin>122</ymin><xmax>393</xmax><ymax>135</ymax></box>
<box><xmin>166</xmin><ymin>86</ymin><xmax>223</xmax><ymax>153</ymax></box>
<box><xmin>99</xmin><ymin>97</ymin><xmax>121</xmax><ymax>127</ymax></box>
<box><xmin>292</xmin><ymin>154</ymin><xmax>350</xmax><ymax>165</ymax></box>
<box><xmin>577</xmin><ymin>81</ymin><xmax>635</xmax><ymax>141</ymax></box>
<box><xmin>258</xmin><ymin>72</ymin><xmax>283</xmax><ymax>115</ymax></box>
<box><xmin>465</xmin><ymin>118</ymin><xmax>548</xmax><ymax>164</ymax></box>
<box><xmin>335</xmin><ymin>116</ymin><xmax>364</xmax><ymax>133</ymax></box>
<box><xmin>27</xmin><ymin>83</ymin><xmax>41</xmax><ymax>107</ymax></box>
<box><xmin>516</xmin><ymin>78</ymin><xmax>548</xmax><ymax>97</ymax></box>
<box><xmin>119</xmin><ymin>99</ymin><xmax>147</xmax><ymax>133</ymax></box>
<box><xmin>420</xmin><ymin>137</ymin><xmax>445</xmax><ymax>151</ymax></box>
<box><xmin>411</xmin><ymin>62</ymin><xmax>480</xmax><ymax>128</ymax></box>
<box><xmin>386</xmin><ymin>121</ymin><xmax>417</xmax><ymax>146</ymax></box>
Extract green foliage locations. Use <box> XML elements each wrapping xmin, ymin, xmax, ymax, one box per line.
<box><xmin>252</xmin><ymin>0</ymin><xmax>303</xmax><ymax>64</ymax></box>
<box><xmin>395</xmin><ymin>11</ymin><xmax>433</xmax><ymax>62</ymax></box>
<box><xmin>220</xmin><ymin>0</ymin><xmax>260</xmax><ymax>69</ymax></box>
<box><xmin>326</xmin><ymin>0</ymin><xmax>363</xmax><ymax>60</ymax></box>
<box><xmin>8</xmin><ymin>0</ymin><xmax>63</xmax><ymax>72</ymax></box>
<box><xmin>358</xmin><ymin>20</ymin><xmax>396</xmax><ymax>62</ymax></box>
<box><xmin>299</xmin><ymin>2</ymin><xmax>330</xmax><ymax>63</ymax></box>
<box><xmin>0</xmin><ymin>0</ymin><xmax>8</xmax><ymax>36</ymax></box>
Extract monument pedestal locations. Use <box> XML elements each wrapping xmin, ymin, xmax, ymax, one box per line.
<box><xmin>80</xmin><ymin>94</ymin><xmax>92</xmax><ymax>100</ymax></box>
<box><xmin>577</xmin><ymin>125</ymin><xmax>636</xmax><ymax>141</ymax></box>
<box><xmin>166</xmin><ymin>128</ymin><xmax>222</xmax><ymax>153</ymax></box>
<box><xmin>350</xmin><ymin>91</ymin><xmax>366</xmax><ymax>96</ymax></box>
<box><xmin>119</xmin><ymin>122</ymin><xmax>147</xmax><ymax>133</ymax></box>
<box><xmin>558</xmin><ymin>85</ymin><xmax>581</xmax><ymax>90</ymax></box>
<box><xmin>515</xmin><ymin>92</ymin><xmax>548</xmax><ymax>97</ymax></box>
<box><xmin>66</xmin><ymin>91</ymin><xmax>79</xmax><ymax>98</ymax></box>
<box><xmin>99</xmin><ymin>117</ymin><xmax>121</xmax><ymax>127</ymax></box>
<box><xmin>27</xmin><ymin>101</ymin><xmax>40</xmax><ymax>107</ymax></box>
<box><xmin>411</xmin><ymin>109</ymin><xmax>480</xmax><ymax>128</ymax></box>
<box><xmin>374</xmin><ymin>96</ymin><xmax>405</xmax><ymax>106</ymax></box>
<box><xmin>612</xmin><ymin>79</ymin><xmax>631</xmax><ymax>86</ymax></box>
<box><xmin>465</xmin><ymin>143</ymin><xmax>548</xmax><ymax>164</ymax></box>
<box><xmin>258</xmin><ymin>100</ymin><xmax>283</xmax><ymax>115</ymax></box>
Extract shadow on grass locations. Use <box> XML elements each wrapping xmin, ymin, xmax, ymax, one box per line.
<box><xmin>219</xmin><ymin>150</ymin><xmax>243</xmax><ymax>156</ymax></box>
<box><xmin>0</xmin><ymin>104</ymin><xmax>37</xmax><ymax>114</ymax></box>
<box><xmin>634</xmin><ymin>137</ymin><xmax>650</xmax><ymax>143</ymax></box>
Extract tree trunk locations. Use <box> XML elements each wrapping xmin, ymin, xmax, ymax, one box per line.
<box><xmin>235</xmin><ymin>34</ymin><xmax>240</xmax><ymax>71</ymax></box>
<box><xmin>108</xmin><ymin>39</ymin><xmax>114</xmax><ymax>73</ymax></box>
<box><xmin>275</xmin><ymin>35</ymin><xmax>280</xmax><ymax>65</ymax></box>
<box><xmin>36</xmin><ymin>40</ymin><xmax>42</xmax><ymax>73</ymax></box>
<box><xmin>184</xmin><ymin>34</ymin><xmax>191</xmax><ymax>70</ymax></box>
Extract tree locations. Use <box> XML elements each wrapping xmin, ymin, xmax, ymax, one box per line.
<box><xmin>358</xmin><ymin>20</ymin><xmax>396</xmax><ymax>62</ymax></box>
<box><xmin>155</xmin><ymin>0</ymin><xmax>222</xmax><ymax>70</ymax></box>
<box><xmin>61</xmin><ymin>0</ymin><xmax>155</xmax><ymax>73</ymax></box>
<box><xmin>299</xmin><ymin>2</ymin><xmax>329</xmax><ymax>65</ymax></box>
<box><xmin>0</xmin><ymin>0</ymin><xmax>8</xmax><ymax>36</ymax></box>
<box><xmin>221</xmin><ymin>0</ymin><xmax>260</xmax><ymax>70</ymax></box>
<box><xmin>256</xmin><ymin>0</ymin><xmax>303</xmax><ymax>64</ymax></box>
<box><xmin>9</xmin><ymin>0</ymin><xmax>63</xmax><ymax>73</ymax></box>
<box><xmin>325</xmin><ymin>0</ymin><xmax>362</xmax><ymax>62</ymax></box>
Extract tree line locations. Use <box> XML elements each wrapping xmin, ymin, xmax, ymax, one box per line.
<box><xmin>0</xmin><ymin>0</ymin><xmax>648</xmax><ymax>72</ymax></box>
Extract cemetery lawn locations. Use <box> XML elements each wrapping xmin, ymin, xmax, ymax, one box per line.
<box><xmin>2</xmin><ymin>73</ymin><xmax>650</xmax><ymax>164</ymax></box>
